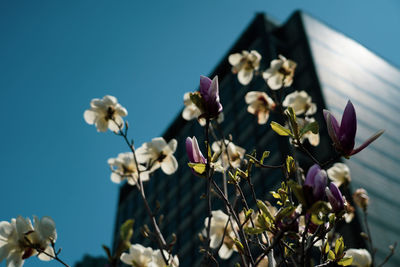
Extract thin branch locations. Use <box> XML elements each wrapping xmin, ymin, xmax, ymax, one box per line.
<box><xmin>378</xmin><ymin>242</ymin><xmax>397</xmax><ymax>267</ymax></box>
<box><xmin>112</xmin><ymin>119</ymin><xmax>169</xmax><ymax>265</ymax></box>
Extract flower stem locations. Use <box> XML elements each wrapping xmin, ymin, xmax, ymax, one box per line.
<box><xmin>113</xmin><ymin>120</ymin><xmax>169</xmax><ymax>265</ymax></box>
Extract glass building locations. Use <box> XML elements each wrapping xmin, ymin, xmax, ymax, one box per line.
<box><xmin>113</xmin><ymin>11</ymin><xmax>400</xmax><ymax>266</ymax></box>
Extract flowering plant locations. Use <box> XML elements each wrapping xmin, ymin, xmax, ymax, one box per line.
<box><xmin>3</xmin><ymin>47</ymin><xmax>397</xmax><ymax>267</ymax></box>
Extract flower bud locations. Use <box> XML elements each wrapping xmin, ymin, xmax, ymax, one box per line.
<box><xmin>353</xmin><ymin>188</ymin><xmax>369</xmax><ymax>211</ymax></box>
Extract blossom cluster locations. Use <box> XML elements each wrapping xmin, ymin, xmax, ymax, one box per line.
<box><xmin>120</xmin><ymin>244</ymin><xmax>179</xmax><ymax>267</ymax></box>
<box><xmin>77</xmin><ymin>50</ymin><xmax>389</xmax><ymax>267</ymax></box>
<box><xmin>0</xmin><ymin>216</ymin><xmax>57</xmax><ymax>267</ymax></box>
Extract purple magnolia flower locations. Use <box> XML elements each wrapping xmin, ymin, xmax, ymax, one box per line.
<box><xmin>199</xmin><ymin>75</ymin><xmax>223</xmax><ymax>119</ymax></box>
<box><xmin>303</xmin><ymin>164</ymin><xmax>327</xmax><ymax>205</ymax></box>
<box><xmin>326</xmin><ymin>183</ymin><xmax>345</xmax><ymax>213</ymax></box>
<box><xmin>323</xmin><ymin>100</ymin><xmax>384</xmax><ymax>157</ymax></box>
<box><xmin>186</xmin><ymin>136</ymin><xmax>206</xmax><ymax>176</ymax></box>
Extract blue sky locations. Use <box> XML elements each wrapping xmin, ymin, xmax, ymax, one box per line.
<box><xmin>0</xmin><ymin>1</ymin><xmax>399</xmax><ymax>266</ymax></box>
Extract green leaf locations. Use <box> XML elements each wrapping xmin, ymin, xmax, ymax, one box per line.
<box><xmin>245</xmin><ymin>209</ymin><xmax>254</xmax><ymax>219</ymax></box>
<box><xmin>270</xmin><ymin>191</ymin><xmax>281</xmax><ymax>199</ymax></box>
<box><xmin>309</xmin><ymin>201</ymin><xmax>331</xmax><ymax>214</ymax></box>
<box><xmin>328</xmin><ymin>250</ymin><xmax>336</xmax><ymax>260</ymax></box>
<box><xmin>275</xmin><ymin>206</ymin><xmax>295</xmax><ymax>222</ymax></box>
<box><xmin>211</xmin><ymin>150</ymin><xmax>222</xmax><ymax>163</ymax></box>
<box><xmin>188</xmin><ymin>163</ymin><xmax>206</xmax><ymax>174</ymax></box>
<box><xmin>335</xmin><ymin>237</ymin><xmax>345</xmax><ymax>256</ymax></box>
<box><xmin>286</xmin><ymin>107</ymin><xmax>299</xmax><ymax>137</ymax></box>
<box><xmin>311</xmin><ymin>213</ymin><xmax>324</xmax><ymax>225</ymax></box>
<box><xmin>338</xmin><ymin>256</ymin><xmax>353</xmax><ymax>266</ymax></box>
<box><xmin>257</xmin><ymin>200</ymin><xmax>274</xmax><ymax>221</ymax></box>
<box><xmin>270</xmin><ymin>121</ymin><xmax>293</xmax><ymax>137</ymax></box>
<box><xmin>260</xmin><ymin>151</ymin><xmax>270</xmax><ymax>164</ymax></box>
<box><xmin>287</xmin><ymin>180</ymin><xmax>307</xmax><ymax>207</ymax></box>
<box><xmin>324</xmin><ymin>242</ymin><xmax>330</xmax><ymax>254</ymax></box>
<box><xmin>234</xmin><ymin>238</ymin><xmax>245</xmax><ymax>254</ymax></box>
<box><xmin>300</xmin><ymin>121</ymin><xmax>319</xmax><ymax>137</ymax></box>
<box><xmin>286</xmin><ymin>156</ymin><xmax>295</xmax><ymax>174</ymax></box>
<box><xmin>236</xmin><ymin>168</ymin><xmax>248</xmax><ymax>179</ymax></box>
<box><xmin>244</xmin><ymin>227</ymin><xmax>265</xmax><ymax>235</ymax></box>
<box><xmin>120</xmin><ymin>219</ymin><xmax>134</xmax><ymax>242</ymax></box>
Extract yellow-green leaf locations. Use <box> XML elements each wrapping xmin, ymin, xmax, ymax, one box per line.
<box><xmin>324</xmin><ymin>242</ymin><xmax>330</xmax><ymax>254</ymax></box>
<box><xmin>338</xmin><ymin>256</ymin><xmax>353</xmax><ymax>266</ymax></box>
<box><xmin>335</xmin><ymin>237</ymin><xmax>344</xmax><ymax>256</ymax></box>
<box><xmin>120</xmin><ymin>219</ymin><xmax>134</xmax><ymax>242</ymax></box>
<box><xmin>234</xmin><ymin>239</ymin><xmax>245</xmax><ymax>254</ymax></box>
<box><xmin>270</xmin><ymin>191</ymin><xmax>281</xmax><ymax>199</ymax></box>
<box><xmin>287</xmin><ymin>180</ymin><xmax>307</xmax><ymax>207</ymax></box>
<box><xmin>245</xmin><ymin>209</ymin><xmax>254</xmax><ymax>220</ymax></box>
<box><xmin>188</xmin><ymin>163</ymin><xmax>206</xmax><ymax>174</ymax></box>
<box><xmin>244</xmin><ymin>227</ymin><xmax>265</xmax><ymax>235</ymax></box>
<box><xmin>311</xmin><ymin>213</ymin><xmax>324</xmax><ymax>225</ymax></box>
<box><xmin>257</xmin><ymin>200</ymin><xmax>274</xmax><ymax>221</ymax></box>
<box><xmin>260</xmin><ymin>151</ymin><xmax>270</xmax><ymax>164</ymax></box>
<box><xmin>328</xmin><ymin>250</ymin><xmax>336</xmax><ymax>260</ymax></box>
<box><xmin>270</xmin><ymin>121</ymin><xmax>293</xmax><ymax>137</ymax></box>
<box><xmin>286</xmin><ymin>156</ymin><xmax>295</xmax><ymax>174</ymax></box>
<box><xmin>300</xmin><ymin>121</ymin><xmax>319</xmax><ymax>137</ymax></box>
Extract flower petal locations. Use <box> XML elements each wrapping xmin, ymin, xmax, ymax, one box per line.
<box><xmin>305</xmin><ymin>164</ymin><xmax>321</xmax><ymax>186</ymax></box>
<box><xmin>323</xmin><ymin>109</ymin><xmax>340</xmax><ymax>146</ymax></box>
<box><xmin>200</xmin><ymin>75</ymin><xmax>212</xmax><ymax>96</ymax></box>
<box><xmin>83</xmin><ymin>110</ymin><xmax>97</xmax><ymax>124</ymax></box>
<box><xmin>267</xmin><ymin>74</ymin><xmax>283</xmax><ymax>90</ymax></box>
<box><xmin>218</xmin><ymin>244</ymin><xmax>234</xmax><ymax>259</ymax></box>
<box><xmin>228</xmin><ymin>53</ymin><xmax>242</xmax><ymax>65</ymax></box>
<box><xmin>238</xmin><ymin>69</ymin><xmax>253</xmax><ymax>85</ymax></box>
<box><xmin>350</xmin><ymin>129</ymin><xmax>384</xmax><ymax>156</ymax></box>
<box><xmin>161</xmin><ymin>155</ymin><xmax>178</xmax><ymax>175</ymax></box>
<box><xmin>339</xmin><ymin>101</ymin><xmax>357</xmax><ymax>154</ymax></box>
<box><xmin>185</xmin><ymin>137</ymin><xmax>195</xmax><ymax>162</ymax></box>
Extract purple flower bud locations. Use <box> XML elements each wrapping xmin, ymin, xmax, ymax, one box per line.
<box><xmin>186</xmin><ymin>136</ymin><xmax>207</xmax><ymax>177</ymax></box>
<box><xmin>304</xmin><ymin>164</ymin><xmax>327</xmax><ymax>204</ymax></box>
<box><xmin>199</xmin><ymin>75</ymin><xmax>223</xmax><ymax>119</ymax></box>
<box><xmin>323</xmin><ymin>100</ymin><xmax>384</xmax><ymax>157</ymax></box>
<box><xmin>326</xmin><ymin>183</ymin><xmax>345</xmax><ymax>213</ymax></box>
<box><xmin>186</xmin><ymin>136</ymin><xmax>206</xmax><ymax>164</ymax></box>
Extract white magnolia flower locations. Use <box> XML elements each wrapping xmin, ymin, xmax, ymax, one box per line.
<box><xmin>228</xmin><ymin>50</ymin><xmax>262</xmax><ymax>85</ymax></box>
<box><xmin>262</xmin><ymin>55</ymin><xmax>297</xmax><ymax>90</ymax></box>
<box><xmin>136</xmin><ymin>137</ymin><xmax>178</xmax><ymax>175</ymax></box>
<box><xmin>282</xmin><ymin>90</ymin><xmax>317</xmax><ymax>116</ymax></box>
<box><xmin>298</xmin><ymin>117</ymin><xmax>320</xmax><ymax>146</ymax></box>
<box><xmin>353</xmin><ymin>188</ymin><xmax>369</xmax><ymax>210</ymax></box>
<box><xmin>0</xmin><ymin>216</ymin><xmax>57</xmax><ymax>267</ymax></box>
<box><xmin>151</xmin><ymin>249</ymin><xmax>179</xmax><ymax>267</ymax></box>
<box><xmin>121</xmin><ymin>245</ymin><xmax>179</xmax><ymax>267</ymax></box>
<box><xmin>203</xmin><ymin>210</ymin><xmax>237</xmax><ymax>259</ymax></box>
<box><xmin>182</xmin><ymin>92</ymin><xmax>224</xmax><ymax>126</ymax></box>
<box><xmin>211</xmin><ymin>140</ymin><xmax>245</xmax><ymax>171</ymax></box>
<box><xmin>84</xmin><ymin>95</ymin><xmax>128</xmax><ymax>132</ymax></box>
<box><xmin>245</xmin><ymin>91</ymin><xmax>275</xmax><ymax>124</ymax></box>
<box><xmin>327</xmin><ymin>163</ymin><xmax>351</xmax><ymax>187</ymax></box>
<box><xmin>120</xmin><ymin>244</ymin><xmax>154</xmax><ymax>266</ymax></box>
<box><xmin>344</xmin><ymin>249</ymin><xmax>372</xmax><ymax>267</ymax></box>
<box><xmin>108</xmin><ymin>152</ymin><xmax>149</xmax><ymax>186</ymax></box>
<box><xmin>182</xmin><ymin>92</ymin><xmax>202</xmax><ymax>122</ymax></box>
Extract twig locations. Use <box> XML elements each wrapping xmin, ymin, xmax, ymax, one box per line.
<box><xmin>378</xmin><ymin>242</ymin><xmax>397</xmax><ymax>267</ymax></box>
<box><xmin>112</xmin><ymin>120</ymin><xmax>169</xmax><ymax>265</ymax></box>
<box><xmin>362</xmin><ymin>210</ymin><xmax>375</xmax><ymax>266</ymax></box>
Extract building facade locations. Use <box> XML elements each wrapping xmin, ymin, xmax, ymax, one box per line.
<box><xmin>113</xmin><ymin>11</ymin><xmax>400</xmax><ymax>266</ymax></box>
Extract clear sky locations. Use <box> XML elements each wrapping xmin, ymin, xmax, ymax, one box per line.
<box><xmin>1</xmin><ymin>1</ymin><xmax>399</xmax><ymax>266</ymax></box>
